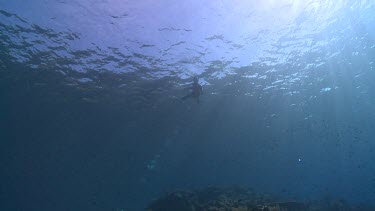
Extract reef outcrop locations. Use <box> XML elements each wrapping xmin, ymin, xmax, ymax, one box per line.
<box><xmin>147</xmin><ymin>187</ymin><xmax>374</xmax><ymax>211</ymax></box>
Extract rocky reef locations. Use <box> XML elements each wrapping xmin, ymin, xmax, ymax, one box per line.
<box><xmin>147</xmin><ymin>187</ymin><xmax>374</xmax><ymax>211</ymax></box>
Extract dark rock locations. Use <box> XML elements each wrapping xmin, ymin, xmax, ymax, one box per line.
<box><xmin>147</xmin><ymin>187</ymin><xmax>375</xmax><ymax>211</ymax></box>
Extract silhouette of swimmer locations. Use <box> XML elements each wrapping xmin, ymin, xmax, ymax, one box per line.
<box><xmin>182</xmin><ymin>77</ymin><xmax>203</xmax><ymax>103</ymax></box>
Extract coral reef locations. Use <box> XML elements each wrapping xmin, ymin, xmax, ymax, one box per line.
<box><xmin>147</xmin><ymin>187</ymin><xmax>374</xmax><ymax>211</ymax></box>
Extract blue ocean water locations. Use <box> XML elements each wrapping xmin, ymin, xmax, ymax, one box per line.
<box><xmin>1</xmin><ymin>0</ymin><xmax>375</xmax><ymax>210</ymax></box>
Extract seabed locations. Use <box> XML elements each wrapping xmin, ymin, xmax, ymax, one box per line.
<box><xmin>147</xmin><ymin>187</ymin><xmax>374</xmax><ymax>211</ymax></box>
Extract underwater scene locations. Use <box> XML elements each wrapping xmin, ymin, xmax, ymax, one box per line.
<box><xmin>1</xmin><ymin>0</ymin><xmax>375</xmax><ymax>210</ymax></box>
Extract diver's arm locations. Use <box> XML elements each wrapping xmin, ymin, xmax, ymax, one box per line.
<box><xmin>182</xmin><ymin>93</ymin><xmax>193</xmax><ymax>101</ymax></box>
<box><xmin>183</xmin><ymin>85</ymin><xmax>193</xmax><ymax>91</ymax></box>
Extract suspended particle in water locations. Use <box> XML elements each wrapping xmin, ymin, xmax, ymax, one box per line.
<box><xmin>147</xmin><ymin>160</ymin><xmax>156</xmax><ymax>170</ymax></box>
